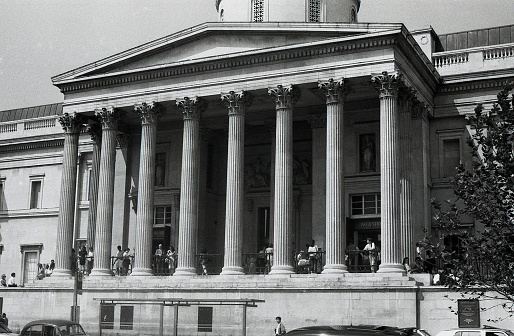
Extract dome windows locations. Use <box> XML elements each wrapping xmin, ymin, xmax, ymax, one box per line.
<box><xmin>308</xmin><ymin>0</ymin><xmax>321</xmax><ymax>22</ymax></box>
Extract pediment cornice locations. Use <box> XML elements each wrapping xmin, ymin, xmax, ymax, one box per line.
<box><xmin>54</xmin><ymin>29</ymin><xmax>403</xmax><ymax>94</ymax></box>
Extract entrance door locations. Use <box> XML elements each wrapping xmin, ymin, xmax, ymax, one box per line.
<box><xmin>23</xmin><ymin>251</ymin><xmax>38</xmax><ymax>285</ymax></box>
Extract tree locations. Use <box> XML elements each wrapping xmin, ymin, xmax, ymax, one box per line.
<box><xmin>431</xmin><ymin>82</ymin><xmax>514</xmax><ymax>319</ymax></box>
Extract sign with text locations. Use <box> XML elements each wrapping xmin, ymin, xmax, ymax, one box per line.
<box><xmin>458</xmin><ymin>299</ymin><xmax>480</xmax><ymax>328</ymax></box>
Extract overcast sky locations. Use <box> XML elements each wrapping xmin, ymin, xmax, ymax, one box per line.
<box><xmin>0</xmin><ymin>0</ymin><xmax>511</xmax><ymax>111</ymax></box>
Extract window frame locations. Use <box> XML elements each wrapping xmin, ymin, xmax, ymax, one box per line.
<box><xmin>20</xmin><ymin>243</ymin><xmax>43</xmax><ymax>285</ymax></box>
<box><xmin>350</xmin><ymin>193</ymin><xmax>381</xmax><ymax>218</ymax></box>
<box><xmin>0</xmin><ymin>177</ymin><xmax>5</xmax><ymax>211</ymax></box>
<box><xmin>153</xmin><ymin>206</ymin><xmax>173</xmax><ymax>226</ymax></box>
<box><xmin>29</xmin><ymin>174</ymin><xmax>45</xmax><ymax>209</ymax></box>
<box><xmin>437</xmin><ymin>129</ymin><xmax>464</xmax><ymax>178</ymax></box>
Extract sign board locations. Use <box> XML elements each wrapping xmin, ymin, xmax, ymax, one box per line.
<box><xmin>458</xmin><ymin>299</ymin><xmax>480</xmax><ymax>328</ymax></box>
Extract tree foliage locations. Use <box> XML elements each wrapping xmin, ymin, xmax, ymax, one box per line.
<box><xmin>431</xmin><ymin>83</ymin><xmax>514</xmax><ymax>318</ymax></box>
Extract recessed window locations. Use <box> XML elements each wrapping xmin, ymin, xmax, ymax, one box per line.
<box><xmin>252</xmin><ymin>0</ymin><xmax>264</xmax><ymax>22</ymax></box>
<box><xmin>29</xmin><ymin>180</ymin><xmax>42</xmax><ymax>209</ymax></box>
<box><xmin>0</xmin><ymin>178</ymin><xmax>4</xmax><ymax>210</ymax></box>
<box><xmin>153</xmin><ymin>206</ymin><xmax>172</xmax><ymax>226</ymax></box>
<box><xmin>308</xmin><ymin>0</ymin><xmax>321</xmax><ymax>22</ymax></box>
<box><xmin>351</xmin><ymin>194</ymin><xmax>381</xmax><ymax>216</ymax></box>
<box><xmin>442</xmin><ymin>139</ymin><xmax>461</xmax><ymax>177</ymax></box>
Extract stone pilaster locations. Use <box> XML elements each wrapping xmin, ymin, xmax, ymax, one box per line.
<box><xmin>371</xmin><ymin>71</ymin><xmax>404</xmax><ymax>273</ymax></box>
<box><xmin>53</xmin><ymin>113</ymin><xmax>84</xmax><ymax>277</ymax></box>
<box><xmin>175</xmin><ymin>97</ymin><xmax>208</xmax><ymax>276</ymax></box>
<box><xmin>398</xmin><ymin>86</ymin><xmax>416</xmax><ymax>263</ymax></box>
<box><xmin>319</xmin><ymin>78</ymin><xmax>350</xmax><ymax>274</ymax></box>
<box><xmin>86</xmin><ymin>124</ymin><xmax>102</xmax><ymax>251</ymax></box>
<box><xmin>89</xmin><ymin>107</ymin><xmax>120</xmax><ymax>277</ymax></box>
<box><xmin>131</xmin><ymin>102</ymin><xmax>165</xmax><ymax>276</ymax></box>
<box><xmin>220</xmin><ymin>91</ymin><xmax>253</xmax><ymax>275</ymax></box>
<box><xmin>307</xmin><ymin>114</ymin><xmax>326</xmax><ymax>251</ymax></box>
<box><xmin>268</xmin><ymin>85</ymin><xmax>301</xmax><ymax>274</ymax></box>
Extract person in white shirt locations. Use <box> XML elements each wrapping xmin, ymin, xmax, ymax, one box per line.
<box><xmin>274</xmin><ymin>316</ymin><xmax>286</xmax><ymax>336</ymax></box>
<box><xmin>363</xmin><ymin>238</ymin><xmax>377</xmax><ymax>273</ymax></box>
<box><xmin>7</xmin><ymin>273</ymin><xmax>17</xmax><ymax>287</ymax></box>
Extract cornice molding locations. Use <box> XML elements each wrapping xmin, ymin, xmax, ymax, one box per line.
<box><xmin>438</xmin><ymin>77</ymin><xmax>514</xmax><ymax>94</ymax></box>
<box><xmin>56</xmin><ymin>34</ymin><xmax>400</xmax><ymax>94</ymax></box>
<box><xmin>0</xmin><ymin>139</ymin><xmax>64</xmax><ymax>153</ymax></box>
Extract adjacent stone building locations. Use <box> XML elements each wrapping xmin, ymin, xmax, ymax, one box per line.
<box><xmin>0</xmin><ymin>0</ymin><xmax>513</xmax><ymax>335</ymax></box>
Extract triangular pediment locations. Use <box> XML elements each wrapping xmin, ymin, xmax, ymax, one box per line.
<box><xmin>52</xmin><ymin>22</ymin><xmax>402</xmax><ymax>84</ymax></box>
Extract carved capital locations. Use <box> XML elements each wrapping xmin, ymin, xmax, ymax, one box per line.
<box><xmin>176</xmin><ymin>97</ymin><xmax>208</xmax><ymax>121</ymax></box>
<box><xmin>398</xmin><ymin>85</ymin><xmax>417</xmax><ymax>113</ymax></box>
<box><xmin>412</xmin><ymin>101</ymin><xmax>432</xmax><ymax>121</ymax></box>
<box><xmin>134</xmin><ymin>102</ymin><xmax>165</xmax><ymax>126</ymax></box>
<box><xmin>221</xmin><ymin>91</ymin><xmax>253</xmax><ymax>116</ymax></box>
<box><xmin>371</xmin><ymin>71</ymin><xmax>402</xmax><ymax>99</ymax></box>
<box><xmin>95</xmin><ymin>107</ymin><xmax>121</xmax><ymax>130</ymax></box>
<box><xmin>58</xmin><ymin>112</ymin><xmax>85</xmax><ymax>134</ymax></box>
<box><xmin>268</xmin><ymin>85</ymin><xmax>302</xmax><ymax>110</ymax></box>
<box><xmin>86</xmin><ymin>124</ymin><xmax>102</xmax><ymax>144</ymax></box>
<box><xmin>318</xmin><ymin>78</ymin><xmax>351</xmax><ymax>104</ymax></box>
<box><xmin>306</xmin><ymin>114</ymin><xmax>326</xmax><ymax>129</ymax></box>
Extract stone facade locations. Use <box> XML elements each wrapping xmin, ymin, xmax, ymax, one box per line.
<box><xmin>0</xmin><ymin>3</ymin><xmax>513</xmax><ymax>335</ymax></box>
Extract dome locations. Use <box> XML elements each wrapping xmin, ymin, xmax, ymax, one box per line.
<box><xmin>215</xmin><ymin>0</ymin><xmax>360</xmax><ymax>23</ymax></box>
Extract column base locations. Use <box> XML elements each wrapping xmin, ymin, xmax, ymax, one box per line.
<box><xmin>173</xmin><ymin>268</ymin><xmax>197</xmax><ymax>276</ymax></box>
<box><xmin>220</xmin><ymin>266</ymin><xmax>245</xmax><ymax>275</ymax></box>
<box><xmin>130</xmin><ymin>268</ymin><xmax>153</xmax><ymax>276</ymax></box>
<box><xmin>377</xmin><ymin>263</ymin><xmax>405</xmax><ymax>274</ymax></box>
<box><xmin>50</xmin><ymin>269</ymin><xmax>73</xmax><ymax>277</ymax></box>
<box><xmin>269</xmin><ymin>265</ymin><xmax>294</xmax><ymax>275</ymax></box>
<box><xmin>89</xmin><ymin>268</ymin><xmax>113</xmax><ymax>277</ymax></box>
<box><xmin>321</xmin><ymin>264</ymin><xmax>348</xmax><ymax>274</ymax></box>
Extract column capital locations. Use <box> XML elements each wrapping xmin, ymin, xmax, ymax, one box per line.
<box><xmin>318</xmin><ymin>78</ymin><xmax>351</xmax><ymax>104</ymax></box>
<box><xmin>86</xmin><ymin>124</ymin><xmax>102</xmax><ymax>144</ymax></box>
<box><xmin>398</xmin><ymin>84</ymin><xmax>417</xmax><ymax>113</ymax></box>
<box><xmin>116</xmin><ymin>134</ymin><xmax>130</xmax><ymax>149</ymax></box>
<box><xmin>306</xmin><ymin>114</ymin><xmax>326</xmax><ymax>129</ymax></box>
<box><xmin>268</xmin><ymin>85</ymin><xmax>302</xmax><ymax>110</ymax></box>
<box><xmin>176</xmin><ymin>97</ymin><xmax>208</xmax><ymax>120</ymax></box>
<box><xmin>411</xmin><ymin>101</ymin><xmax>432</xmax><ymax>121</ymax></box>
<box><xmin>371</xmin><ymin>71</ymin><xmax>402</xmax><ymax>99</ymax></box>
<box><xmin>221</xmin><ymin>91</ymin><xmax>253</xmax><ymax>116</ymax></box>
<box><xmin>58</xmin><ymin>112</ymin><xmax>85</xmax><ymax>134</ymax></box>
<box><xmin>95</xmin><ymin>107</ymin><xmax>121</xmax><ymax>130</ymax></box>
<box><xmin>134</xmin><ymin>102</ymin><xmax>165</xmax><ymax>126</ymax></box>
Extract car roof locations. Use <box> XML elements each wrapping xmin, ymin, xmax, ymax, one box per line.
<box><xmin>288</xmin><ymin>325</ymin><xmax>419</xmax><ymax>335</ymax></box>
<box><xmin>23</xmin><ymin>320</ymin><xmax>80</xmax><ymax>328</ymax></box>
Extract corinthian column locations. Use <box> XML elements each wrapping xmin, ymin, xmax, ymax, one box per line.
<box><xmin>398</xmin><ymin>86</ymin><xmax>416</xmax><ymax>263</ymax></box>
<box><xmin>268</xmin><ymin>85</ymin><xmax>301</xmax><ymax>275</ymax></box>
<box><xmin>86</xmin><ymin>124</ymin><xmax>101</xmax><ymax>251</ymax></box>
<box><xmin>89</xmin><ymin>107</ymin><xmax>120</xmax><ymax>277</ymax></box>
<box><xmin>53</xmin><ymin>113</ymin><xmax>84</xmax><ymax>277</ymax></box>
<box><xmin>220</xmin><ymin>91</ymin><xmax>253</xmax><ymax>275</ymax></box>
<box><xmin>174</xmin><ymin>97</ymin><xmax>208</xmax><ymax>276</ymax></box>
<box><xmin>371</xmin><ymin>71</ymin><xmax>404</xmax><ymax>273</ymax></box>
<box><xmin>131</xmin><ymin>102</ymin><xmax>165</xmax><ymax>276</ymax></box>
<box><xmin>319</xmin><ymin>78</ymin><xmax>350</xmax><ymax>274</ymax></box>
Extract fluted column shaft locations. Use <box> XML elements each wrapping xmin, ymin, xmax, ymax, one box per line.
<box><xmin>175</xmin><ymin>97</ymin><xmax>207</xmax><ymax>276</ymax></box>
<box><xmin>90</xmin><ymin>108</ymin><xmax>120</xmax><ymax>277</ymax></box>
<box><xmin>398</xmin><ymin>88</ymin><xmax>416</xmax><ymax>263</ymax></box>
<box><xmin>268</xmin><ymin>85</ymin><xmax>301</xmax><ymax>275</ymax></box>
<box><xmin>86</xmin><ymin>125</ymin><xmax>101</xmax><ymax>251</ymax></box>
<box><xmin>221</xmin><ymin>92</ymin><xmax>253</xmax><ymax>275</ymax></box>
<box><xmin>132</xmin><ymin>103</ymin><xmax>164</xmax><ymax>276</ymax></box>
<box><xmin>53</xmin><ymin>113</ymin><xmax>84</xmax><ymax>277</ymax></box>
<box><xmin>371</xmin><ymin>72</ymin><xmax>404</xmax><ymax>273</ymax></box>
<box><xmin>319</xmin><ymin>79</ymin><xmax>350</xmax><ymax>274</ymax></box>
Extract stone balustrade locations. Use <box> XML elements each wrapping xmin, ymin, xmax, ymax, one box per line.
<box><xmin>0</xmin><ymin>116</ymin><xmax>61</xmax><ymax>140</ymax></box>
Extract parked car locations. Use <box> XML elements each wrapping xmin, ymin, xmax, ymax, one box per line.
<box><xmin>20</xmin><ymin>320</ymin><xmax>87</xmax><ymax>336</ymax></box>
<box><xmin>435</xmin><ymin>326</ymin><xmax>514</xmax><ymax>336</ymax></box>
<box><xmin>0</xmin><ymin>322</ymin><xmax>18</xmax><ymax>336</ymax></box>
<box><xmin>285</xmin><ymin>325</ymin><xmax>431</xmax><ymax>336</ymax></box>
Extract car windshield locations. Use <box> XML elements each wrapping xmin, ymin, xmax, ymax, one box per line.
<box><xmin>58</xmin><ymin>324</ymin><xmax>86</xmax><ymax>336</ymax></box>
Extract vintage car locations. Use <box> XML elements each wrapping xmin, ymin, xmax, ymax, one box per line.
<box><xmin>435</xmin><ymin>326</ymin><xmax>514</xmax><ymax>336</ymax></box>
<box><xmin>20</xmin><ymin>320</ymin><xmax>87</xmax><ymax>336</ymax></box>
<box><xmin>285</xmin><ymin>325</ymin><xmax>430</xmax><ymax>336</ymax></box>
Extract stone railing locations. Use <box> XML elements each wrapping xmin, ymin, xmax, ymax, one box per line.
<box><xmin>483</xmin><ymin>44</ymin><xmax>514</xmax><ymax>60</ymax></box>
<box><xmin>433</xmin><ymin>52</ymin><xmax>469</xmax><ymax>68</ymax></box>
<box><xmin>0</xmin><ymin>123</ymin><xmax>17</xmax><ymax>133</ymax></box>
<box><xmin>24</xmin><ymin>118</ymin><xmax>56</xmax><ymax>130</ymax></box>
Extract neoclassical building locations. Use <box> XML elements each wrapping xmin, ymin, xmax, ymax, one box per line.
<box><xmin>0</xmin><ymin>0</ymin><xmax>513</xmax><ymax>334</ymax></box>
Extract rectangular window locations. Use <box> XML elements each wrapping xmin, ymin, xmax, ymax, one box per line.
<box><xmin>30</xmin><ymin>180</ymin><xmax>42</xmax><ymax>209</ymax></box>
<box><xmin>252</xmin><ymin>0</ymin><xmax>264</xmax><ymax>22</ymax></box>
<box><xmin>308</xmin><ymin>0</ymin><xmax>321</xmax><ymax>22</ymax></box>
<box><xmin>351</xmin><ymin>194</ymin><xmax>381</xmax><ymax>217</ymax></box>
<box><xmin>153</xmin><ymin>206</ymin><xmax>172</xmax><ymax>226</ymax></box>
<box><xmin>198</xmin><ymin>306</ymin><xmax>213</xmax><ymax>332</ymax></box>
<box><xmin>443</xmin><ymin>139</ymin><xmax>461</xmax><ymax>177</ymax></box>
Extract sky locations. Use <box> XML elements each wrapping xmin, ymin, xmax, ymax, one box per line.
<box><xmin>0</xmin><ymin>0</ymin><xmax>512</xmax><ymax>111</ymax></box>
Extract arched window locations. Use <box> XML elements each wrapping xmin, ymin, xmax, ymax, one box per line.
<box><xmin>350</xmin><ymin>6</ymin><xmax>357</xmax><ymax>23</ymax></box>
<box><xmin>252</xmin><ymin>0</ymin><xmax>264</xmax><ymax>22</ymax></box>
<box><xmin>308</xmin><ymin>0</ymin><xmax>321</xmax><ymax>22</ymax></box>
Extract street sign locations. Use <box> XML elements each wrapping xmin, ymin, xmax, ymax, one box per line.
<box><xmin>458</xmin><ymin>299</ymin><xmax>480</xmax><ymax>328</ymax></box>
